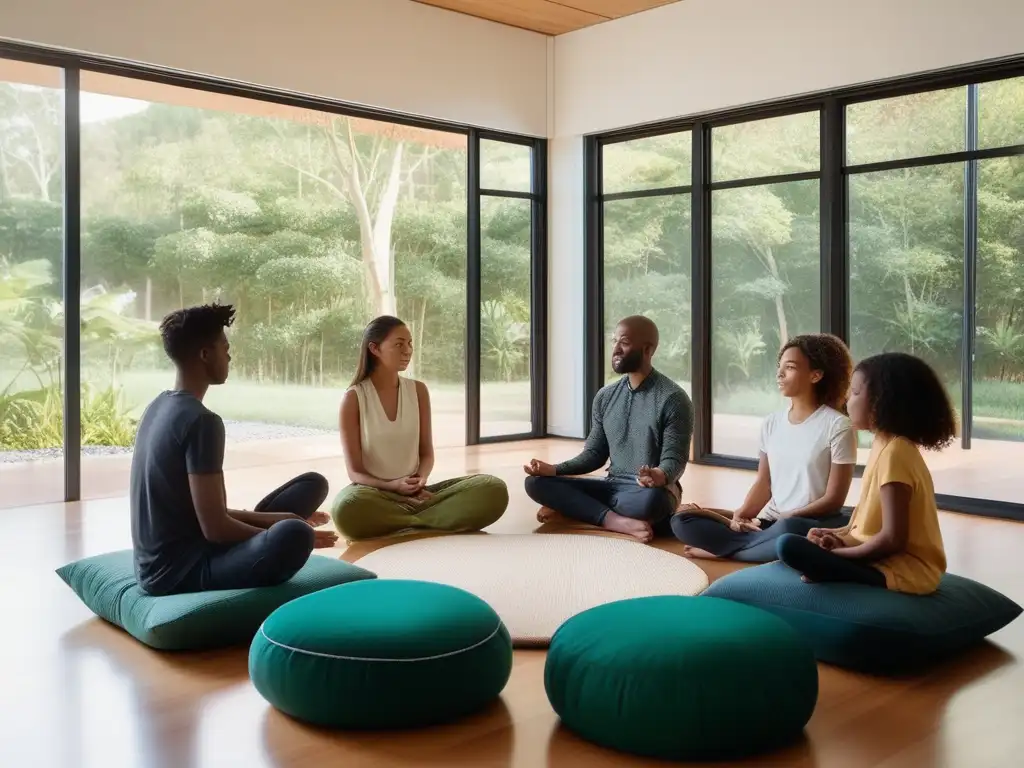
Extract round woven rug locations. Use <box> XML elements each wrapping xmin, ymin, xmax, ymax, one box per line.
<box><xmin>352</xmin><ymin>533</ymin><xmax>709</xmax><ymax>646</ymax></box>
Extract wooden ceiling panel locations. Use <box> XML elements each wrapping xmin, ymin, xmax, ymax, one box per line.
<box><xmin>412</xmin><ymin>0</ymin><xmax>683</xmax><ymax>35</ymax></box>
<box><xmin>563</xmin><ymin>0</ymin><xmax>680</xmax><ymax>16</ymax></box>
<box><xmin>412</xmin><ymin>0</ymin><xmax>603</xmax><ymax>36</ymax></box>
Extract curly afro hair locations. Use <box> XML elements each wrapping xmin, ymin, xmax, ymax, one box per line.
<box><xmin>855</xmin><ymin>353</ymin><xmax>957</xmax><ymax>450</ymax></box>
<box><xmin>779</xmin><ymin>333</ymin><xmax>853</xmax><ymax>412</ymax></box>
<box><xmin>159</xmin><ymin>303</ymin><xmax>235</xmax><ymax>364</ymax></box>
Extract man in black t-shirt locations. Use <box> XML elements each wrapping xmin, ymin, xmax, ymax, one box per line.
<box><xmin>130</xmin><ymin>303</ymin><xmax>337</xmax><ymax>595</ymax></box>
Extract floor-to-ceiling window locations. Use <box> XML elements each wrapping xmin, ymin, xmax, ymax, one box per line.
<box><xmin>0</xmin><ymin>44</ymin><xmax>546</xmax><ymax>507</ymax></box>
<box><xmin>588</xmin><ymin>60</ymin><xmax>1024</xmax><ymax>517</ymax></box>
<box><xmin>710</xmin><ymin>112</ymin><xmax>821</xmax><ymax>457</ymax></box>
<box><xmin>0</xmin><ymin>60</ymin><xmax>66</xmax><ymax>507</ymax></box>
<box><xmin>593</xmin><ymin>131</ymin><xmax>693</xmax><ymax>402</ymax></box>
<box><xmin>475</xmin><ymin>136</ymin><xmax>545</xmax><ymax>441</ymax></box>
<box><xmin>846</xmin><ymin>81</ymin><xmax>1024</xmax><ymax>505</ymax></box>
<box><xmin>75</xmin><ymin>72</ymin><xmax>474</xmax><ymax>498</ymax></box>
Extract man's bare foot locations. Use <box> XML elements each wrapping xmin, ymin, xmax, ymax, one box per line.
<box><xmin>800</xmin><ymin>575</ymin><xmax>815</xmax><ymax>583</ymax></box>
<box><xmin>682</xmin><ymin>545</ymin><xmax>721</xmax><ymax>560</ymax></box>
<box><xmin>536</xmin><ymin>507</ymin><xmax>559</xmax><ymax>523</ymax></box>
<box><xmin>601</xmin><ymin>510</ymin><xmax>653</xmax><ymax>543</ymax></box>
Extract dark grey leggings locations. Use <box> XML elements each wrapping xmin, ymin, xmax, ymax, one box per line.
<box><xmin>175</xmin><ymin>472</ymin><xmax>329</xmax><ymax>593</ymax></box>
<box><xmin>524</xmin><ymin>475</ymin><xmax>676</xmax><ymax>527</ymax></box>
<box><xmin>776</xmin><ymin>533</ymin><xmax>886</xmax><ymax>587</ymax></box>
<box><xmin>671</xmin><ymin>509</ymin><xmax>850</xmax><ymax>562</ymax></box>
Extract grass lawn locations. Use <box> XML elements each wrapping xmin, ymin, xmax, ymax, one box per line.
<box><xmin>111</xmin><ymin>371</ymin><xmax>527</xmax><ymax>430</ymax></box>
<box><xmin>5</xmin><ymin>361</ymin><xmax>1023</xmax><ymax>441</ymax></box>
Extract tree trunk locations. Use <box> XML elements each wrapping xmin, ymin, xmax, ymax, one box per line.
<box><xmin>326</xmin><ymin>122</ymin><xmax>404</xmax><ymax>317</ymax></box>
<box><xmin>372</xmin><ymin>143</ymin><xmax>404</xmax><ymax>317</ymax></box>
<box><xmin>411</xmin><ymin>298</ymin><xmax>428</xmax><ymax>379</ymax></box>
<box><xmin>760</xmin><ymin>246</ymin><xmax>789</xmax><ymax>345</ymax></box>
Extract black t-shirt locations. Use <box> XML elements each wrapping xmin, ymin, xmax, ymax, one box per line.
<box><xmin>129</xmin><ymin>391</ymin><xmax>225</xmax><ymax>595</ymax></box>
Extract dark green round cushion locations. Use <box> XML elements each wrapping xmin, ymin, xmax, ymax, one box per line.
<box><xmin>249</xmin><ymin>579</ymin><xmax>512</xmax><ymax>729</ymax></box>
<box><xmin>545</xmin><ymin>595</ymin><xmax>818</xmax><ymax>761</ymax></box>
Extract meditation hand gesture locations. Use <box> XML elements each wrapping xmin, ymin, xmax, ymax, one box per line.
<box><xmin>729</xmin><ymin>513</ymin><xmax>761</xmax><ymax>533</ymax></box>
<box><xmin>808</xmin><ymin>528</ymin><xmax>844</xmax><ymax>550</ymax></box>
<box><xmin>637</xmin><ymin>465</ymin><xmax>667</xmax><ymax>488</ymax></box>
<box><xmin>389</xmin><ymin>475</ymin><xmax>424</xmax><ymax>496</ymax></box>
<box><xmin>523</xmin><ymin>459</ymin><xmax>556</xmax><ymax>477</ymax></box>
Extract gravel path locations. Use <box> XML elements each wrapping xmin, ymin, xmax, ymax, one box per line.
<box><xmin>0</xmin><ymin>420</ymin><xmax>334</xmax><ymax>464</ymax></box>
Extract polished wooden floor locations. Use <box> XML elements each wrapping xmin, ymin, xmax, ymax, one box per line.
<box><xmin>2</xmin><ymin>439</ymin><xmax>1023</xmax><ymax>767</ymax></box>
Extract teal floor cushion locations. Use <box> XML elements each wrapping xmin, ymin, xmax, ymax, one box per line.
<box><xmin>56</xmin><ymin>550</ymin><xmax>376</xmax><ymax>651</ymax></box>
<box><xmin>704</xmin><ymin>562</ymin><xmax>1023</xmax><ymax>674</ymax></box>
<box><xmin>544</xmin><ymin>595</ymin><xmax>818</xmax><ymax>761</ymax></box>
<box><xmin>249</xmin><ymin>579</ymin><xmax>513</xmax><ymax>729</ymax></box>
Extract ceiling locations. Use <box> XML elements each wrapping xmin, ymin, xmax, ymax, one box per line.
<box><xmin>411</xmin><ymin>0</ymin><xmax>683</xmax><ymax>36</ymax></box>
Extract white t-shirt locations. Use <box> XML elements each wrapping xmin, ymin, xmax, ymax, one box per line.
<box><xmin>757</xmin><ymin>405</ymin><xmax>857</xmax><ymax>521</ymax></box>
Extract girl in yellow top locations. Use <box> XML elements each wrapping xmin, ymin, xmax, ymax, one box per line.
<box><xmin>775</xmin><ymin>352</ymin><xmax>957</xmax><ymax>595</ymax></box>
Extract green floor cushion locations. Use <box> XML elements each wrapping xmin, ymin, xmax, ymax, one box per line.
<box><xmin>56</xmin><ymin>550</ymin><xmax>376</xmax><ymax>651</ymax></box>
<box><xmin>704</xmin><ymin>562</ymin><xmax>1022</xmax><ymax>674</ymax></box>
<box><xmin>544</xmin><ymin>595</ymin><xmax>818</xmax><ymax>761</ymax></box>
<box><xmin>249</xmin><ymin>579</ymin><xmax>513</xmax><ymax>729</ymax></box>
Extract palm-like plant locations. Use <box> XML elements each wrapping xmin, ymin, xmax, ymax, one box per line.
<box><xmin>980</xmin><ymin>316</ymin><xmax>1024</xmax><ymax>381</ymax></box>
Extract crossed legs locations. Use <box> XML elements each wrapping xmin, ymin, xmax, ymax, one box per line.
<box><xmin>524</xmin><ymin>475</ymin><xmax>675</xmax><ymax>543</ymax></box>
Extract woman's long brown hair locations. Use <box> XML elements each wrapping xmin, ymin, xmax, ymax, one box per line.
<box><xmin>350</xmin><ymin>315</ymin><xmax>407</xmax><ymax>388</ymax></box>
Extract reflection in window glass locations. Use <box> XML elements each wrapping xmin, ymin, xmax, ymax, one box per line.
<box><xmin>603</xmin><ymin>132</ymin><xmax>692</xmax><ymax>194</ymax></box>
<box><xmin>710</xmin><ymin>180</ymin><xmax>820</xmax><ymax>457</ymax></box>
<box><xmin>603</xmin><ymin>194</ymin><xmax>691</xmax><ymax>390</ymax></box>
<box><xmin>712</xmin><ymin>112</ymin><xmax>819</xmax><ymax>183</ymax></box>
<box><xmin>77</xmin><ymin>71</ymin><xmax>470</xmax><ymax>498</ymax></box>
<box><xmin>978</xmin><ymin>76</ymin><xmax>1024</xmax><ymax>150</ymax></box>
<box><xmin>0</xmin><ymin>59</ymin><xmax>65</xmax><ymax>508</ymax></box>
<box><xmin>480</xmin><ymin>139</ymin><xmax>531</xmax><ymax>193</ymax></box>
<box><xmin>480</xmin><ymin>196</ymin><xmax>532</xmax><ymax>438</ymax></box>
<box><xmin>846</xmin><ymin>87</ymin><xmax>966</xmax><ymax>166</ymax></box>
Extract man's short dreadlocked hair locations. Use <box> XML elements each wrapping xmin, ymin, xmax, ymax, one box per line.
<box><xmin>159</xmin><ymin>303</ymin><xmax>235</xmax><ymax>364</ymax></box>
<box><xmin>779</xmin><ymin>333</ymin><xmax>854</xmax><ymax>412</ymax></box>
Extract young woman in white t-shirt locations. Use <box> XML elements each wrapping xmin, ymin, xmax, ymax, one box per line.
<box><xmin>330</xmin><ymin>316</ymin><xmax>508</xmax><ymax>541</ymax></box>
<box><xmin>671</xmin><ymin>334</ymin><xmax>857</xmax><ymax>562</ymax></box>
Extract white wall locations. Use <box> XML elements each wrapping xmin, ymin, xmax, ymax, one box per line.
<box><xmin>555</xmin><ymin>0</ymin><xmax>1024</xmax><ymax>136</ymax></box>
<box><xmin>1</xmin><ymin>0</ymin><xmax>549</xmax><ymax>135</ymax></box>
<box><xmin>546</xmin><ymin>0</ymin><xmax>1024</xmax><ymax>437</ymax></box>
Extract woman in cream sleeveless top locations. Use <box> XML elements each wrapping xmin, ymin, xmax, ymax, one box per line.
<box><xmin>351</xmin><ymin>376</ymin><xmax>420</xmax><ymax>482</ymax></box>
<box><xmin>330</xmin><ymin>316</ymin><xmax>509</xmax><ymax>542</ymax></box>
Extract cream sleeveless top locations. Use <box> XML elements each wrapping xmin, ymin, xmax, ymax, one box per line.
<box><xmin>352</xmin><ymin>377</ymin><xmax>420</xmax><ymax>481</ymax></box>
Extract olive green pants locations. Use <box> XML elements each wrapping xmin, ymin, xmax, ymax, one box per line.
<box><xmin>330</xmin><ymin>474</ymin><xmax>509</xmax><ymax>541</ymax></box>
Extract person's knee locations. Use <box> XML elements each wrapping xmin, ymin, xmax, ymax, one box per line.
<box><xmin>668</xmin><ymin>511</ymin><xmax>695</xmax><ymax>540</ymax></box>
<box><xmin>469</xmin><ymin>475</ymin><xmax>509</xmax><ymax>521</ymax></box>
<box><xmin>300</xmin><ymin>471</ymin><xmax>330</xmax><ymax>507</ymax></box>
<box><xmin>636</xmin><ymin>489</ymin><xmax>674</xmax><ymax>522</ymax></box>
<box><xmin>775</xmin><ymin>532</ymin><xmax>804</xmax><ymax>563</ymax></box>
<box><xmin>772</xmin><ymin>517</ymin><xmax>812</xmax><ymax>537</ymax></box>
<box><xmin>268</xmin><ymin>519</ymin><xmax>314</xmax><ymax>565</ymax></box>
<box><xmin>524</xmin><ymin>474</ymin><xmax>552</xmax><ymax>501</ymax></box>
<box><xmin>330</xmin><ymin>489</ymin><xmax>363</xmax><ymax>534</ymax></box>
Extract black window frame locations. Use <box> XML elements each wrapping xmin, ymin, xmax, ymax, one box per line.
<box><xmin>586</xmin><ymin>55</ymin><xmax>1024</xmax><ymax>522</ymax></box>
<box><xmin>468</xmin><ymin>129</ymin><xmax>548</xmax><ymax>445</ymax></box>
<box><xmin>0</xmin><ymin>39</ymin><xmax>548</xmax><ymax>502</ymax></box>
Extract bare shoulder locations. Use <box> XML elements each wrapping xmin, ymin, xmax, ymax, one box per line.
<box><xmin>340</xmin><ymin>387</ymin><xmax>360</xmax><ymax>416</ymax></box>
